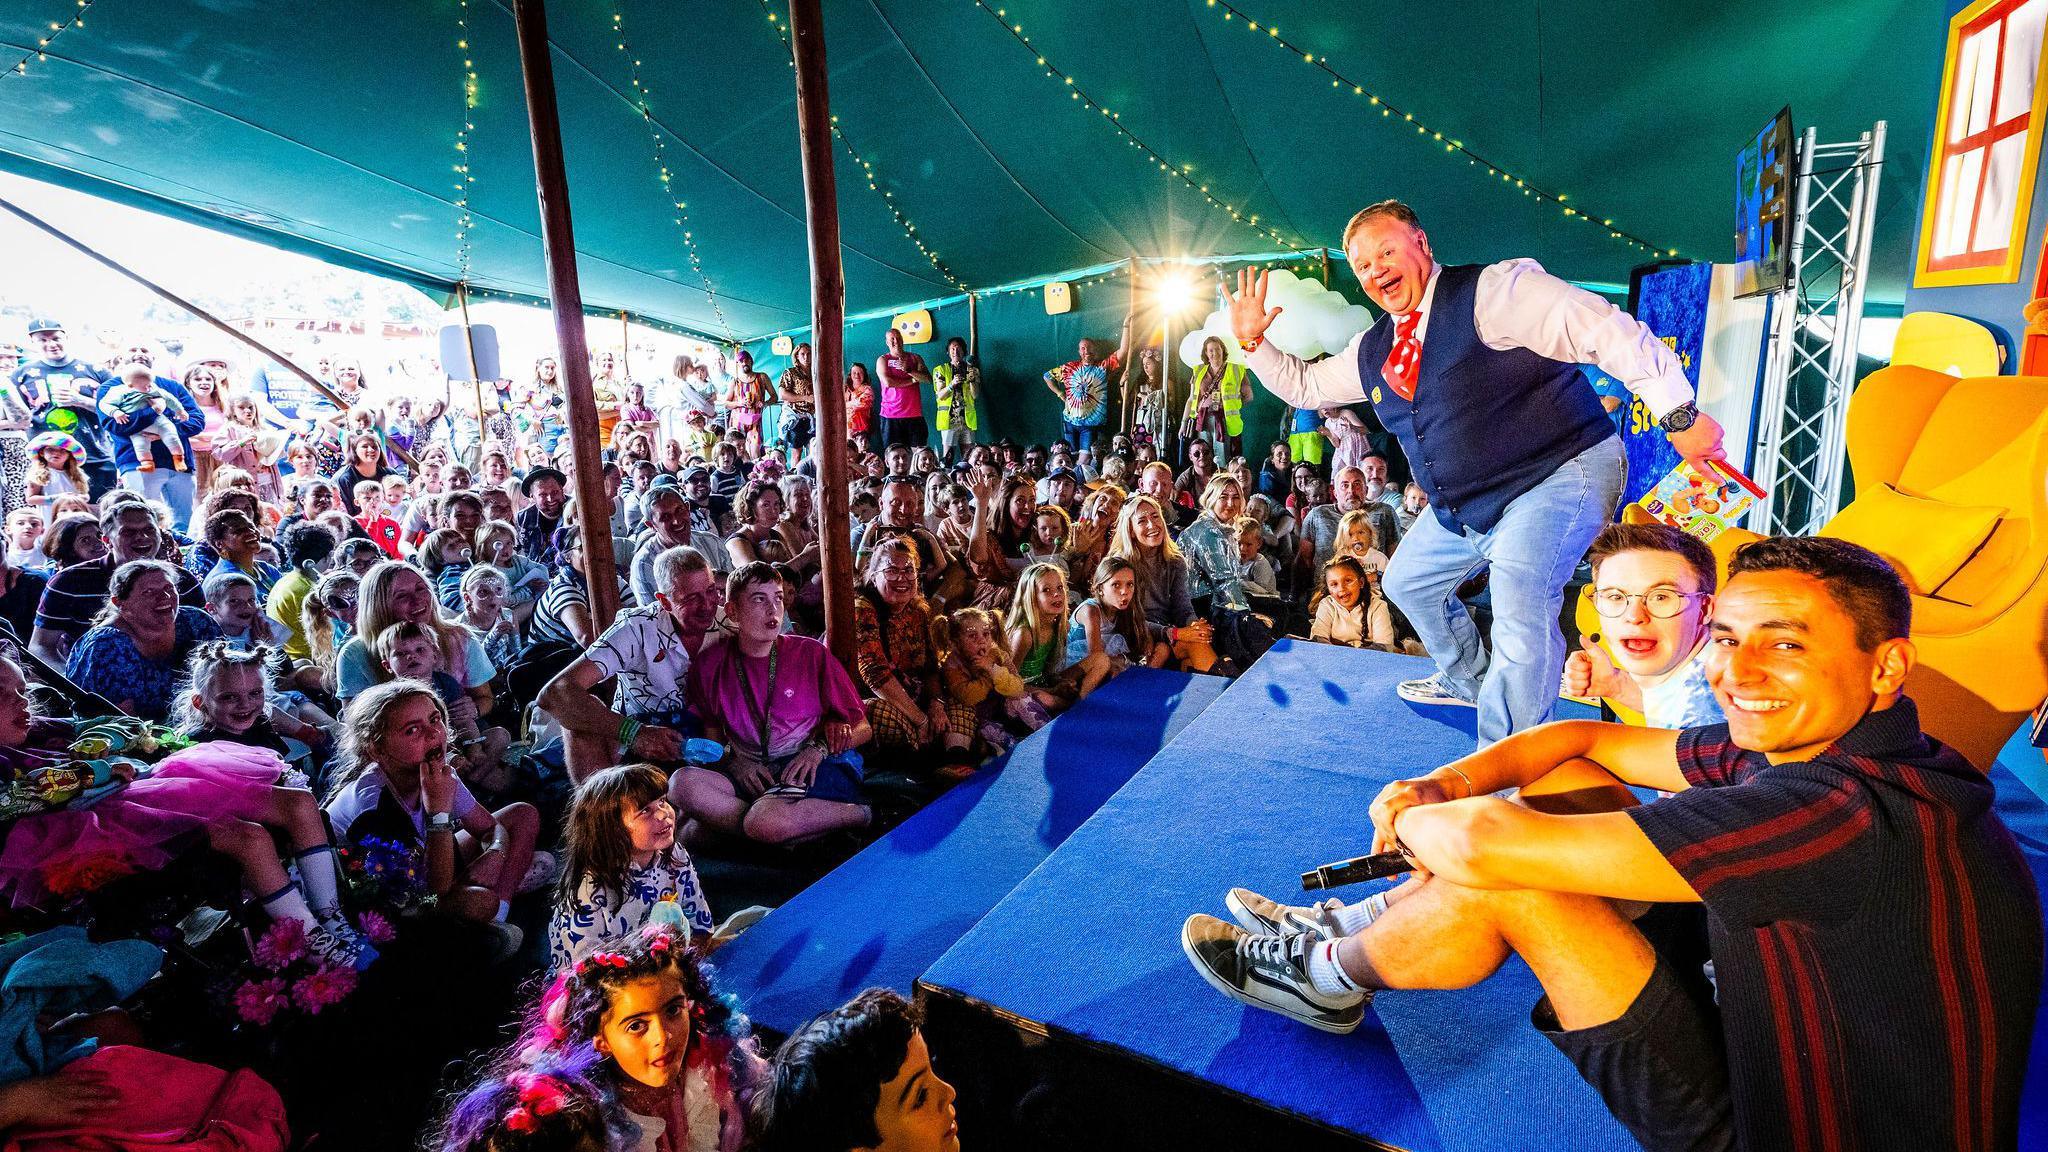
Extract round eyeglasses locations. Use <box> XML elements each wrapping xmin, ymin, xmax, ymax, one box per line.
<box><xmin>1587</xmin><ymin>587</ymin><xmax>1706</xmax><ymax>619</ymax></box>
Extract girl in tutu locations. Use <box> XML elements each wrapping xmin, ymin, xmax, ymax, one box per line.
<box><xmin>0</xmin><ymin>652</ymin><xmax>377</xmax><ymax>968</ymax></box>
<box><xmin>523</xmin><ymin>924</ymin><xmax>762</xmax><ymax>1152</ymax></box>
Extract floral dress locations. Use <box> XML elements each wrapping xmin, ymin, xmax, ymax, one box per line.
<box><xmin>548</xmin><ymin>842</ymin><xmax>714</xmax><ymax>971</ymax></box>
<box><xmin>65</xmin><ymin>607</ymin><xmax>223</xmax><ymax>722</ymax></box>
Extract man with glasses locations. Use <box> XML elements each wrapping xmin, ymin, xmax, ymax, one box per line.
<box><xmin>1563</xmin><ymin>523</ymin><xmax>1724</xmax><ymax>731</ymax></box>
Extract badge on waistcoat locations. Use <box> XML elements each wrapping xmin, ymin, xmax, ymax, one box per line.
<box><xmin>1371</xmin><ymin>387</ymin><xmax>1383</xmax><ymax>405</ymax></box>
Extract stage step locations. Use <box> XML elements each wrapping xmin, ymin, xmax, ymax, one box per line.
<box><xmin>712</xmin><ymin>667</ymin><xmax>1227</xmax><ymax>1036</ymax></box>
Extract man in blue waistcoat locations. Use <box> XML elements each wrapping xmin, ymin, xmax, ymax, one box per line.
<box><xmin>1230</xmin><ymin>200</ymin><xmax>1724</xmax><ymax>745</ymax></box>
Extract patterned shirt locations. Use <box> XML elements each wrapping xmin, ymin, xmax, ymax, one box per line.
<box><xmin>585</xmin><ymin>603</ymin><xmax>695</xmax><ymax>722</ymax></box>
<box><xmin>65</xmin><ymin>606</ymin><xmax>223</xmax><ymax>721</ymax></box>
<box><xmin>852</xmin><ymin>587</ymin><xmax>939</xmax><ymax>706</ymax></box>
<box><xmin>549</xmin><ymin>842</ymin><xmax>714</xmax><ymax>972</ymax></box>
<box><xmin>1047</xmin><ymin>355</ymin><xmax>1118</xmax><ymax>427</ymax></box>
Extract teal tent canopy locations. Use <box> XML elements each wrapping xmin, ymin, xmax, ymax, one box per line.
<box><xmin>0</xmin><ymin>0</ymin><xmax>1943</xmax><ymax>341</ymax></box>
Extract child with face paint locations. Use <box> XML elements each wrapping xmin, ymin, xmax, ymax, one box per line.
<box><xmin>1563</xmin><ymin>523</ymin><xmax>1725</xmax><ymax>730</ymax></box>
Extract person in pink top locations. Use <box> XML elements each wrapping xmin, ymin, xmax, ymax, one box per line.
<box><xmin>875</xmin><ymin>327</ymin><xmax>931</xmax><ymax>451</ymax></box>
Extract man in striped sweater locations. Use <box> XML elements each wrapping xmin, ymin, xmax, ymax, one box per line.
<box><xmin>1185</xmin><ymin>536</ymin><xmax>2041</xmax><ymax>1151</ymax></box>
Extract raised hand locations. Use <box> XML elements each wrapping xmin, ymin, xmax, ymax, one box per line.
<box><xmin>1562</xmin><ymin>635</ymin><xmax>1625</xmax><ymax>700</ymax></box>
<box><xmin>1227</xmin><ymin>268</ymin><xmax>1283</xmax><ymax>345</ymax></box>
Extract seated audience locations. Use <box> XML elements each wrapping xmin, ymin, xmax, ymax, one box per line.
<box><xmin>66</xmin><ymin>558</ymin><xmax>223</xmax><ymax>720</ymax></box>
<box><xmin>324</xmin><ymin>680</ymin><xmax>544</xmax><ymax>944</ymax></box>
<box><xmin>31</xmin><ymin>500</ymin><xmax>202</xmax><ymax>666</ymax></box>
<box><xmin>671</xmin><ymin>562</ymin><xmax>873</xmax><ymax>845</ymax></box>
<box><xmin>852</xmin><ymin>538</ymin><xmax>972</xmax><ymax>764</ymax></box>
<box><xmin>1069</xmin><ymin>555</ymin><xmax>1169</xmax><ymax>673</ymax></box>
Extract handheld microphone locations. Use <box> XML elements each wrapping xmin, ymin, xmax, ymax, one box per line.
<box><xmin>1301</xmin><ymin>850</ymin><xmax>1414</xmax><ymax>892</ymax></box>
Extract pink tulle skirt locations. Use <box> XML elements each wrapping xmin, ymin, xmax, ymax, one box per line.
<box><xmin>0</xmin><ymin>741</ymin><xmax>285</xmax><ymax>907</ymax></box>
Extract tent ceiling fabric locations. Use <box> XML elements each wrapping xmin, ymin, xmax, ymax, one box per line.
<box><xmin>0</xmin><ymin>0</ymin><xmax>1943</xmax><ymax>340</ymax></box>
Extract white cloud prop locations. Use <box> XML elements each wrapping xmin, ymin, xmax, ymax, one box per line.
<box><xmin>1178</xmin><ymin>269</ymin><xmax>1376</xmax><ymax>368</ymax></box>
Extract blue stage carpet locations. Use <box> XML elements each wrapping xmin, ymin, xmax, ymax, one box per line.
<box><xmin>920</xmin><ymin>640</ymin><xmax>2048</xmax><ymax>1150</ymax></box>
<box><xmin>713</xmin><ymin>667</ymin><xmax>1225</xmax><ymax>1035</ymax></box>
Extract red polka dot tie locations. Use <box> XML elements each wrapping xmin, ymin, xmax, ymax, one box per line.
<box><xmin>1382</xmin><ymin>311</ymin><xmax>1421</xmax><ymax>401</ymax></box>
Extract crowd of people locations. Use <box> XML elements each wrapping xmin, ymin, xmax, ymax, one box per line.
<box><xmin>0</xmin><ymin>309</ymin><xmax>1425</xmax><ymax>1150</ymax></box>
<box><xmin>1</xmin><ymin>188</ymin><xmax>2039</xmax><ymax>1152</ymax></box>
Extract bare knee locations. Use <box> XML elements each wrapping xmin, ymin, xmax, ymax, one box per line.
<box><xmin>206</xmin><ymin>818</ymin><xmax>270</xmax><ymax>855</ymax></box>
<box><xmin>494</xmin><ymin>801</ymin><xmax>539</xmax><ymax>840</ymax></box>
<box><xmin>740</xmin><ymin>801</ymin><xmax>797</xmax><ymax>845</ymax></box>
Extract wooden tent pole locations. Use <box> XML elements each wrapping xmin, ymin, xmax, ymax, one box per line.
<box><xmin>619</xmin><ymin>310</ymin><xmax>631</xmax><ymax>377</ymax></box>
<box><xmin>789</xmin><ymin>0</ymin><xmax>856</xmax><ymax>669</ymax></box>
<box><xmin>512</xmin><ymin>0</ymin><xmax>618</xmax><ymax>630</ymax></box>
<box><xmin>1125</xmin><ymin>256</ymin><xmax>1141</xmax><ymax>439</ymax></box>
<box><xmin>1319</xmin><ymin>248</ymin><xmax>1333</xmax><ymax>287</ymax></box>
<box><xmin>457</xmin><ymin>283</ymin><xmax>490</xmax><ymax>470</ymax></box>
<box><xmin>0</xmin><ymin>195</ymin><xmax>409</xmax><ymax>467</ymax></box>
<box><xmin>967</xmin><ymin>292</ymin><xmax>978</xmax><ymax>360</ymax></box>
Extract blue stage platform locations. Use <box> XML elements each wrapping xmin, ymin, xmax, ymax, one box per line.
<box><xmin>712</xmin><ymin>667</ymin><xmax>1226</xmax><ymax>1035</ymax></box>
<box><xmin>918</xmin><ymin>641</ymin><xmax>2048</xmax><ymax>1150</ymax></box>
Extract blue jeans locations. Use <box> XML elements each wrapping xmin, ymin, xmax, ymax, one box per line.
<box><xmin>1063</xmin><ymin>421</ymin><xmax>1099</xmax><ymax>452</ymax></box>
<box><xmin>1383</xmin><ymin>436</ymin><xmax>1624</xmax><ymax>747</ymax></box>
<box><xmin>120</xmin><ymin>467</ymin><xmax>196</xmax><ymax>534</ymax></box>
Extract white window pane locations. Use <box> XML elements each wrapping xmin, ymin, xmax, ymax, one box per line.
<box><xmin>1954</xmin><ymin>29</ymin><xmax>1989</xmax><ymax>142</ymax></box>
<box><xmin>1997</xmin><ymin>0</ymin><xmax>2048</xmax><ymax>123</ymax></box>
<box><xmin>1973</xmin><ymin>131</ymin><xmax>2029</xmax><ymax>251</ymax></box>
<box><xmin>1966</xmin><ymin>25</ymin><xmax>2001</xmax><ymax>136</ymax></box>
<box><xmin>1937</xmin><ymin>148</ymin><xmax>1985</xmax><ymax>258</ymax></box>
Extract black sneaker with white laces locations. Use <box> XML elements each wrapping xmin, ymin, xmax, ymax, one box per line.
<box><xmin>1225</xmin><ymin>887</ymin><xmax>1344</xmax><ymax>940</ymax></box>
<box><xmin>1180</xmin><ymin>914</ymin><xmax>1366</xmax><ymax>1034</ymax></box>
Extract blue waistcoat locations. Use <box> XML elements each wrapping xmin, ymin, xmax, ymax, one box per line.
<box><xmin>1356</xmin><ymin>263</ymin><xmax>1614</xmax><ymax>534</ymax></box>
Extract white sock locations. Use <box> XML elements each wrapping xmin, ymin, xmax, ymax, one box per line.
<box><xmin>261</xmin><ymin>883</ymin><xmax>320</xmax><ymax>933</ymax></box>
<box><xmin>1305</xmin><ymin>939</ymin><xmax>1366</xmax><ymax>998</ymax></box>
<box><xmin>1331</xmin><ymin>891</ymin><xmax>1391</xmax><ymax>937</ymax></box>
<box><xmin>496</xmin><ymin>900</ymin><xmax>511</xmax><ymax>923</ymax></box>
<box><xmin>295</xmin><ymin>846</ymin><xmax>341</xmax><ymax>915</ymax></box>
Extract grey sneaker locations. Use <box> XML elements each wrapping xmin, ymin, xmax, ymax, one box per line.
<box><xmin>1180</xmin><ymin>914</ymin><xmax>1365</xmax><ymax>1034</ymax></box>
<box><xmin>1396</xmin><ymin>672</ymin><xmax>1476</xmax><ymax>708</ymax></box>
<box><xmin>1225</xmin><ymin>888</ymin><xmax>1345</xmax><ymax>940</ymax></box>
<box><xmin>517</xmin><ymin>850</ymin><xmax>559</xmax><ymax>895</ymax></box>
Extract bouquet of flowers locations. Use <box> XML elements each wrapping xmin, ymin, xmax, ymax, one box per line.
<box><xmin>338</xmin><ymin>836</ymin><xmax>437</xmax><ymax>915</ymax></box>
<box><xmin>227</xmin><ymin>917</ymin><xmax>390</xmax><ymax>1028</ymax></box>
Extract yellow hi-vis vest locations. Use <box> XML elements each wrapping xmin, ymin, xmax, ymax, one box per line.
<box><xmin>933</xmin><ymin>363</ymin><xmax>978</xmax><ymax>432</ymax></box>
<box><xmin>1186</xmin><ymin>362</ymin><xmax>1246</xmax><ymax>437</ymax></box>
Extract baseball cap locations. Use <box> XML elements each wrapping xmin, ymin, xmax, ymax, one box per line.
<box><xmin>25</xmin><ymin>317</ymin><xmax>62</xmax><ymax>336</ymax></box>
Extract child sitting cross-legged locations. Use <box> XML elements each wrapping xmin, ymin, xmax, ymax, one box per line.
<box><xmin>323</xmin><ymin>680</ymin><xmax>546</xmax><ymax>950</ymax></box>
<box><xmin>1005</xmin><ymin>561</ymin><xmax>1101</xmax><ymax>710</ymax></box>
<box><xmin>550</xmin><ymin>764</ymin><xmax>715</xmax><ymax>973</ymax></box>
<box><xmin>175</xmin><ymin>640</ymin><xmax>328</xmax><ymax>761</ymax></box>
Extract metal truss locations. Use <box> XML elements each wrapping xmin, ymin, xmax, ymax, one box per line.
<box><xmin>1750</xmin><ymin>122</ymin><xmax>1887</xmax><ymax>536</ymax></box>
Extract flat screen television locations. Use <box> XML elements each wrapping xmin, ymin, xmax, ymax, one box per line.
<box><xmin>1734</xmin><ymin>107</ymin><xmax>1794</xmax><ymax>298</ymax></box>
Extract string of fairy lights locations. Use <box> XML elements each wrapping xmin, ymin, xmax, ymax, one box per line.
<box><xmin>451</xmin><ymin>0</ymin><xmax>479</xmax><ymax>283</ymax></box>
<box><xmin>756</xmin><ymin>1</ymin><xmax>968</xmax><ymax>292</ymax></box>
<box><xmin>1203</xmin><ymin>0</ymin><xmax>1680</xmax><ymax>258</ymax></box>
<box><xmin>5</xmin><ymin>0</ymin><xmax>94</xmax><ymax>78</ymax></box>
<box><xmin>965</xmin><ymin>0</ymin><xmax>1313</xmax><ymax>256</ymax></box>
<box><xmin>613</xmin><ymin>4</ymin><xmax>738</xmax><ymax>343</ymax></box>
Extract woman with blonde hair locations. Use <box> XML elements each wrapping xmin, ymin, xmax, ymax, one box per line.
<box><xmin>1108</xmin><ymin>495</ymin><xmax>1217</xmax><ymax>672</ymax></box>
<box><xmin>332</xmin><ymin>559</ymin><xmax>496</xmax><ymax>709</ymax></box>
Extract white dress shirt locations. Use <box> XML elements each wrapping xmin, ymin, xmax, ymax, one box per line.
<box><xmin>1247</xmin><ymin>260</ymin><xmax>1694</xmax><ymax>421</ymax></box>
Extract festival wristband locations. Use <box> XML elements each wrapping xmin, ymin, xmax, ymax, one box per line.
<box><xmin>1237</xmin><ymin>335</ymin><xmax>1265</xmax><ymax>354</ymax></box>
<box><xmin>426</xmin><ymin>812</ymin><xmax>455</xmax><ymax>832</ymax></box>
<box><xmin>619</xmin><ymin>717</ymin><xmax>643</xmax><ymax>750</ymax></box>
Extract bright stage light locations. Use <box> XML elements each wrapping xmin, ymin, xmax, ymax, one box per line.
<box><xmin>1151</xmin><ymin>267</ymin><xmax>1200</xmax><ymax>315</ymax></box>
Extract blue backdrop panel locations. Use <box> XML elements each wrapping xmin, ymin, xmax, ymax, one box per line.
<box><xmin>1990</xmin><ymin>745</ymin><xmax>2048</xmax><ymax>1148</ymax></box>
<box><xmin>920</xmin><ymin>642</ymin><xmax>1636</xmax><ymax>1151</ymax></box>
<box><xmin>712</xmin><ymin>668</ymin><xmax>1225</xmax><ymax>1036</ymax></box>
